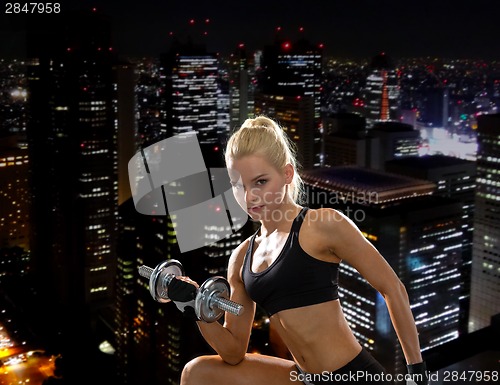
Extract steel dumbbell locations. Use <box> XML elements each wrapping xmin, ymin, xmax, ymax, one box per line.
<box><xmin>138</xmin><ymin>259</ymin><xmax>244</xmax><ymax>322</ymax></box>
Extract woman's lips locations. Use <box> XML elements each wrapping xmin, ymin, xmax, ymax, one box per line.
<box><xmin>248</xmin><ymin>205</ymin><xmax>264</xmax><ymax>213</ymax></box>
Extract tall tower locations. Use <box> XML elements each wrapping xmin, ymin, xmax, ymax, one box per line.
<box><xmin>254</xmin><ymin>93</ymin><xmax>315</xmax><ymax>170</ymax></box>
<box><xmin>380</xmin><ymin>71</ymin><xmax>390</xmax><ymax>121</ymax></box>
<box><xmin>228</xmin><ymin>43</ymin><xmax>251</xmax><ymax>128</ymax></box>
<box><xmin>0</xmin><ymin>135</ymin><xmax>30</xmax><ymax>250</ymax></box>
<box><xmin>115</xmin><ymin>61</ymin><xmax>138</xmax><ymax>206</ymax></box>
<box><xmin>160</xmin><ymin>40</ymin><xmax>220</xmax><ymax>144</ymax></box>
<box><xmin>469</xmin><ymin>114</ymin><xmax>500</xmax><ymax>332</ymax></box>
<box><xmin>364</xmin><ymin>53</ymin><xmax>401</xmax><ymax>129</ymax></box>
<box><xmin>258</xmin><ymin>34</ymin><xmax>323</xmax><ymax>167</ymax></box>
<box><xmin>385</xmin><ymin>155</ymin><xmax>477</xmax><ymax>335</ymax></box>
<box><xmin>26</xmin><ymin>8</ymin><xmax>118</xmax><ymax>382</ymax></box>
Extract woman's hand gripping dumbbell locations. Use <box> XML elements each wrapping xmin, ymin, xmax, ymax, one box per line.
<box><xmin>138</xmin><ymin>259</ymin><xmax>244</xmax><ymax>323</ymax></box>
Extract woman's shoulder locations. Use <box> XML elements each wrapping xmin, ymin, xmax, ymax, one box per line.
<box><xmin>302</xmin><ymin>207</ymin><xmax>353</xmax><ymax>251</ymax></box>
<box><xmin>304</xmin><ymin>207</ymin><xmax>346</xmax><ymax>230</ymax></box>
<box><xmin>304</xmin><ymin>206</ymin><xmax>365</xmax><ymax>253</ymax></box>
<box><xmin>227</xmin><ymin>235</ymin><xmax>254</xmax><ymax>275</ymax></box>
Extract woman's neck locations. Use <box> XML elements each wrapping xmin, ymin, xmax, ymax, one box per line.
<box><xmin>258</xmin><ymin>202</ymin><xmax>302</xmax><ymax>236</ymax></box>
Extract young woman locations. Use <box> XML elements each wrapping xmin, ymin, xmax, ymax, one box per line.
<box><xmin>170</xmin><ymin>116</ymin><xmax>428</xmax><ymax>384</ymax></box>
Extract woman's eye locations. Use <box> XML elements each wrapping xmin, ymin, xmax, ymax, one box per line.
<box><xmin>256</xmin><ymin>179</ymin><xmax>267</xmax><ymax>186</ymax></box>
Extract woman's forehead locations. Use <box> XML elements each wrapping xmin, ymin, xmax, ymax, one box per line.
<box><xmin>227</xmin><ymin>155</ymin><xmax>274</xmax><ymax>178</ymax></box>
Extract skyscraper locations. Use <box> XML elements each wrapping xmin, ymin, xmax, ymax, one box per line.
<box><xmin>322</xmin><ymin>116</ymin><xmax>419</xmax><ymax>170</ymax></box>
<box><xmin>0</xmin><ymin>135</ymin><xmax>30</xmax><ymax>250</ymax></box>
<box><xmin>368</xmin><ymin>121</ymin><xmax>420</xmax><ymax>169</ymax></box>
<box><xmin>228</xmin><ymin>44</ymin><xmax>251</xmax><ymax>128</ymax></box>
<box><xmin>418</xmin><ymin>87</ymin><xmax>450</xmax><ymax>128</ymax></box>
<box><xmin>364</xmin><ymin>53</ymin><xmax>401</xmax><ymax>129</ymax></box>
<box><xmin>254</xmin><ymin>93</ymin><xmax>316</xmax><ymax>170</ymax></box>
<box><xmin>385</xmin><ymin>154</ymin><xmax>477</xmax><ymax>335</ymax></box>
<box><xmin>26</xmin><ymin>9</ymin><xmax>118</xmax><ymax>382</ymax></box>
<box><xmin>116</xmin><ymin>202</ymin><xmax>213</xmax><ymax>385</ymax></box>
<box><xmin>160</xmin><ymin>40</ymin><xmax>221</xmax><ymax>144</ymax></box>
<box><xmin>0</xmin><ymin>134</ymin><xmax>31</xmax><ymax>285</ymax></box>
<box><xmin>469</xmin><ymin>114</ymin><xmax>500</xmax><ymax>332</ymax></box>
<box><xmin>258</xmin><ymin>35</ymin><xmax>323</xmax><ymax>167</ymax></box>
<box><xmin>115</xmin><ymin>61</ymin><xmax>138</xmax><ymax>206</ymax></box>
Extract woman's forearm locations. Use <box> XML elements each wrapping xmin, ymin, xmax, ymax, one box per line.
<box><xmin>383</xmin><ymin>281</ymin><xmax>423</xmax><ymax>365</ymax></box>
<box><xmin>196</xmin><ymin>320</ymin><xmax>247</xmax><ymax>365</ymax></box>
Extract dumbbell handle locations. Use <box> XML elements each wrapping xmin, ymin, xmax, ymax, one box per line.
<box><xmin>138</xmin><ymin>265</ymin><xmax>155</xmax><ymax>278</ymax></box>
<box><xmin>204</xmin><ymin>291</ymin><xmax>244</xmax><ymax>316</ymax></box>
<box><xmin>139</xmin><ymin>264</ymin><xmax>178</xmax><ymax>287</ymax></box>
<box><xmin>138</xmin><ymin>265</ymin><xmax>244</xmax><ymax>316</ymax></box>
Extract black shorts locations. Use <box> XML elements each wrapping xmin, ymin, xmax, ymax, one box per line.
<box><xmin>294</xmin><ymin>348</ymin><xmax>393</xmax><ymax>384</ymax></box>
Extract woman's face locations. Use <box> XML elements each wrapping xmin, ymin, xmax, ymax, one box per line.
<box><xmin>226</xmin><ymin>154</ymin><xmax>292</xmax><ymax>221</ymax></box>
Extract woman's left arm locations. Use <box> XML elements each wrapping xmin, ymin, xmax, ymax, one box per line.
<box><xmin>320</xmin><ymin>208</ymin><xmax>423</xmax><ymax>365</ymax></box>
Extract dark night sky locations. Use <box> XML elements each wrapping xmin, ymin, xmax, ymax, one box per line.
<box><xmin>1</xmin><ymin>0</ymin><xmax>500</xmax><ymax>59</ymax></box>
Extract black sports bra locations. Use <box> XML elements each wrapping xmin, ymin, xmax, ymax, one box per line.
<box><xmin>242</xmin><ymin>207</ymin><xmax>340</xmax><ymax>316</ymax></box>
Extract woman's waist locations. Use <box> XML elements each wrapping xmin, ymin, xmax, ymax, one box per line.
<box><xmin>270</xmin><ymin>302</ymin><xmax>362</xmax><ymax>373</ymax></box>
<box><xmin>288</xmin><ymin>335</ymin><xmax>362</xmax><ymax>374</ymax></box>
<box><xmin>271</xmin><ymin>300</ymin><xmax>345</xmax><ymax>335</ymax></box>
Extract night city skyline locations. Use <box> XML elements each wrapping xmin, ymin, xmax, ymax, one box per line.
<box><xmin>0</xmin><ymin>1</ymin><xmax>499</xmax><ymax>385</ymax></box>
<box><xmin>1</xmin><ymin>0</ymin><xmax>500</xmax><ymax>59</ymax></box>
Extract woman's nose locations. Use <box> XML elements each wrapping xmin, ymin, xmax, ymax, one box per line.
<box><xmin>245</xmin><ymin>187</ymin><xmax>258</xmax><ymax>204</ymax></box>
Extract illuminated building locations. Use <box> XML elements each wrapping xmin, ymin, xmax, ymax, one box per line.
<box><xmin>258</xmin><ymin>36</ymin><xmax>323</xmax><ymax>167</ymax></box>
<box><xmin>302</xmin><ymin>166</ymin><xmax>463</xmax><ymax>375</ymax></box>
<box><xmin>228</xmin><ymin>44</ymin><xmax>252</xmax><ymax>128</ymax></box>
<box><xmin>0</xmin><ymin>136</ymin><xmax>30</xmax><ymax>250</ymax></box>
<box><xmin>0</xmin><ymin>135</ymin><xmax>30</xmax><ymax>284</ymax></box>
<box><xmin>469</xmin><ymin>114</ymin><xmax>500</xmax><ymax>332</ymax></box>
<box><xmin>322</xmin><ymin>116</ymin><xmax>419</xmax><ymax>170</ymax></box>
<box><xmin>116</xmin><ymin>202</ymin><xmax>211</xmax><ymax>385</ymax></box>
<box><xmin>385</xmin><ymin>155</ymin><xmax>476</xmax><ymax>334</ymax></box>
<box><xmin>385</xmin><ymin>154</ymin><xmax>476</xmax><ymax>335</ymax></box>
<box><xmin>115</xmin><ymin>62</ymin><xmax>138</xmax><ymax>206</ymax></box>
<box><xmin>254</xmin><ymin>93</ymin><xmax>315</xmax><ymax>170</ymax></box>
<box><xmin>26</xmin><ymin>9</ymin><xmax>119</xmax><ymax>383</ymax></box>
<box><xmin>364</xmin><ymin>53</ymin><xmax>401</xmax><ymax>129</ymax></box>
<box><xmin>134</xmin><ymin>58</ymin><xmax>164</xmax><ymax>148</ymax></box>
<box><xmin>160</xmin><ymin>41</ymin><xmax>220</xmax><ymax>144</ymax></box>
<box><xmin>368</xmin><ymin>121</ymin><xmax>420</xmax><ymax>169</ymax></box>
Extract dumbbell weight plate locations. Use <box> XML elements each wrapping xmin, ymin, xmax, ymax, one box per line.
<box><xmin>149</xmin><ymin>259</ymin><xmax>184</xmax><ymax>303</ymax></box>
<box><xmin>195</xmin><ymin>276</ymin><xmax>230</xmax><ymax>323</ymax></box>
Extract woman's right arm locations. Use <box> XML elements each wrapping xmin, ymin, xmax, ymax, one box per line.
<box><xmin>195</xmin><ymin>240</ymin><xmax>256</xmax><ymax>365</ymax></box>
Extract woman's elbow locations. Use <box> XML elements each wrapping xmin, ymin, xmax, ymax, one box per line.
<box><xmin>220</xmin><ymin>351</ymin><xmax>246</xmax><ymax>366</ymax></box>
<box><xmin>379</xmin><ymin>277</ymin><xmax>408</xmax><ymax>300</ymax></box>
<box><xmin>218</xmin><ymin>342</ymin><xmax>247</xmax><ymax>366</ymax></box>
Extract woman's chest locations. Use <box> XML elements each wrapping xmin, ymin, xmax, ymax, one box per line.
<box><xmin>251</xmin><ymin>233</ymin><xmax>290</xmax><ymax>273</ymax></box>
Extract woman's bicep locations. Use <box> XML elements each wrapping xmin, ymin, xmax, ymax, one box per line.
<box><xmin>223</xmin><ymin>243</ymin><xmax>256</xmax><ymax>351</ymax></box>
<box><xmin>326</xmin><ymin>210</ymin><xmax>402</xmax><ymax>296</ymax></box>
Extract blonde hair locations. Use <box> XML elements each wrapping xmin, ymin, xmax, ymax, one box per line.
<box><xmin>224</xmin><ymin>115</ymin><xmax>305</xmax><ymax>204</ymax></box>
